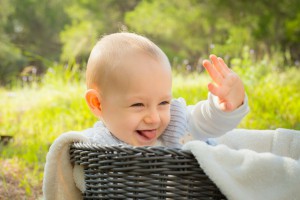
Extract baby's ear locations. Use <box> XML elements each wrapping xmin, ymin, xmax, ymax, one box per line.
<box><xmin>85</xmin><ymin>89</ymin><xmax>102</xmax><ymax>117</ymax></box>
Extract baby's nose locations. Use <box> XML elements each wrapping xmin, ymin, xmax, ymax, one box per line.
<box><xmin>144</xmin><ymin>109</ymin><xmax>160</xmax><ymax>124</ymax></box>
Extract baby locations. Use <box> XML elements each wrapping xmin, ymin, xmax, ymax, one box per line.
<box><xmin>82</xmin><ymin>32</ymin><xmax>249</xmax><ymax>147</ymax></box>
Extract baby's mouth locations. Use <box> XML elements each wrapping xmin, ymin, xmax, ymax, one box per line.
<box><xmin>137</xmin><ymin>129</ymin><xmax>157</xmax><ymax>140</ymax></box>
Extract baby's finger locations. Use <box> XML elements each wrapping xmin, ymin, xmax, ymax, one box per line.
<box><xmin>210</xmin><ymin>55</ymin><xmax>228</xmax><ymax>78</ymax></box>
<box><xmin>217</xmin><ymin>57</ymin><xmax>231</xmax><ymax>74</ymax></box>
<box><xmin>203</xmin><ymin>60</ymin><xmax>223</xmax><ymax>85</ymax></box>
<box><xmin>207</xmin><ymin>83</ymin><xmax>219</xmax><ymax>96</ymax></box>
<box><xmin>207</xmin><ymin>82</ymin><xmax>228</xmax><ymax>97</ymax></box>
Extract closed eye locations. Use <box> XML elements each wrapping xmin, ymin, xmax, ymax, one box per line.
<box><xmin>159</xmin><ymin>101</ymin><xmax>170</xmax><ymax>105</ymax></box>
<box><xmin>131</xmin><ymin>103</ymin><xmax>144</xmax><ymax>107</ymax></box>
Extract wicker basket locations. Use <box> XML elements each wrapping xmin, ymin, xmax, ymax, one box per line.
<box><xmin>70</xmin><ymin>143</ymin><xmax>227</xmax><ymax>199</ymax></box>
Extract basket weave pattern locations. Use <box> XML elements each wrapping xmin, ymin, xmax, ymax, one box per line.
<box><xmin>70</xmin><ymin>143</ymin><xmax>226</xmax><ymax>199</ymax></box>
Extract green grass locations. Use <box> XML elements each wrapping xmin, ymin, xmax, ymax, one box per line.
<box><xmin>234</xmin><ymin>66</ymin><xmax>300</xmax><ymax>130</ymax></box>
<box><xmin>0</xmin><ymin>60</ymin><xmax>299</xmax><ymax>197</ymax></box>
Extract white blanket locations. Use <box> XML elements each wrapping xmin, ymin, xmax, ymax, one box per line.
<box><xmin>183</xmin><ymin>128</ymin><xmax>300</xmax><ymax>200</ymax></box>
<box><xmin>43</xmin><ymin>132</ymin><xmax>88</xmax><ymax>200</ymax></box>
<box><xmin>43</xmin><ymin>128</ymin><xmax>300</xmax><ymax>200</ymax></box>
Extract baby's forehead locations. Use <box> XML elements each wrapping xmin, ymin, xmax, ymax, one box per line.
<box><xmin>103</xmin><ymin>53</ymin><xmax>171</xmax><ymax>91</ymax></box>
<box><xmin>114</xmin><ymin>52</ymin><xmax>171</xmax><ymax>79</ymax></box>
<box><xmin>87</xmin><ymin>33</ymin><xmax>171</xmax><ymax>90</ymax></box>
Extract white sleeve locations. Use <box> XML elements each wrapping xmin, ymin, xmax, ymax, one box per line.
<box><xmin>187</xmin><ymin>93</ymin><xmax>249</xmax><ymax>140</ymax></box>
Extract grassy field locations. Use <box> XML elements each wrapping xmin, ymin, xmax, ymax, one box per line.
<box><xmin>0</xmin><ymin>59</ymin><xmax>299</xmax><ymax>198</ymax></box>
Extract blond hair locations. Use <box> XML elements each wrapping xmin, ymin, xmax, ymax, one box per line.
<box><xmin>86</xmin><ymin>32</ymin><xmax>170</xmax><ymax>91</ymax></box>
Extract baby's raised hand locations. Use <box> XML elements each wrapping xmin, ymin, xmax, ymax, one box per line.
<box><xmin>202</xmin><ymin>54</ymin><xmax>245</xmax><ymax>112</ymax></box>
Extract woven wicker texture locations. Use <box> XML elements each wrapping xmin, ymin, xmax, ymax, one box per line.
<box><xmin>70</xmin><ymin>143</ymin><xmax>227</xmax><ymax>200</ymax></box>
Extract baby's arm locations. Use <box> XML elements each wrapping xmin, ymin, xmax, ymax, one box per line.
<box><xmin>186</xmin><ymin>55</ymin><xmax>249</xmax><ymax>140</ymax></box>
<box><xmin>187</xmin><ymin>93</ymin><xmax>249</xmax><ymax>140</ymax></box>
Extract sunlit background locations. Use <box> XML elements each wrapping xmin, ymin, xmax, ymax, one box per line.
<box><xmin>0</xmin><ymin>0</ymin><xmax>299</xmax><ymax>198</ymax></box>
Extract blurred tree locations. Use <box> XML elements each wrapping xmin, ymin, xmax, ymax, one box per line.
<box><xmin>0</xmin><ymin>40</ymin><xmax>27</xmax><ymax>85</ymax></box>
<box><xmin>125</xmin><ymin>0</ymin><xmax>253</xmax><ymax>69</ymax></box>
<box><xmin>0</xmin><ymin>0</ymin><xmax>27</xmax><ymax>85</ymax></box>
<box><xmin>6</xmin><ymin>0</ymin><xmax>69</xmax><ymax>59</ymax></box>
<box><xmin>60</xmin><ymin>0</ymin><xmax>140</xmax><ymax>63</ymax></box>
<box><xmin>126</xmin><ymin>1</ymin><xmax>205</xmax><ymax>69</ymax></box>
<box><xmin>215</xmin><ymin>0</ymin><xmax>300</xmax><ymax>63</ymax></box>
<box><xmin>4</xmin><ymin>0</ymin><xmax>72</xmax><ymax>72</ymax></box>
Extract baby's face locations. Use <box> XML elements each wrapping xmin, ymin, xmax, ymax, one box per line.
<box><xmin>100</xmin><ymin>53</ymin><xmax>172</xmax><ymax>146</ymax></box>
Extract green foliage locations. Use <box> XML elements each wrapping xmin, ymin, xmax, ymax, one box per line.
<box><xmin>230</xmin><ymin>56</ymin><xmax>300</xmax><ymax>130</ymax></box>
<box><xmin>285</xmin><ymin>12</ymin><xmax>300</xmax><ymax>43</ymax></box>
<box><xmin>0</xmin><ymin>40</ymin><xmax>27</xmax><ymax>85</ymax></box>
<box><xmin>172</xmin><ymin>72</ymin><xmax>210</xmax><ymax>104</ymax></box>
<box><xmin>59</xmin><ymin>2</ymin><xmax>103</xmax><ymax>62</ymax></box>
<box><xmin>0</xmin><ymin>0</ymin><xmax>27</xmax><ymax>85</ymax></box>
<box><xmin>247</xmin><ymin>70</ymin><xmax>300</xmax><ymax>129</ymax></box>
<box><xmin>59</xmin><ymin>0</ymin><xmax>140</xmax><ymax>62</ymax></box>
<box><xmin>0</xmin><ymin>0</ymin><xmax>71</xmax><ymax>87</ymax></box>
<box><xmin>42</xmin><ymin>61</ymin><xmax>84</xmax><ymax>87</ymax></box>
<box><xmin>5</xmin><ymin>0</ymin><xmax>71</xmax><ymax>59</ymax></box>
<box><xmin>60</xmin><ymin>21</ymin><xmax>99</xmax><ymax>62</ymax></box>
<box><xmin>125</xmin><ymin>1</ymin><xmax>210</xmax><ymax>61</ymax></box>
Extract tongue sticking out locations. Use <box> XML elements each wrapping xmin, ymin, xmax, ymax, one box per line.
<box><xmin>138</xmin><ymin>130</ymin><xmax>156</xmax><ymax>140</ymax></box>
